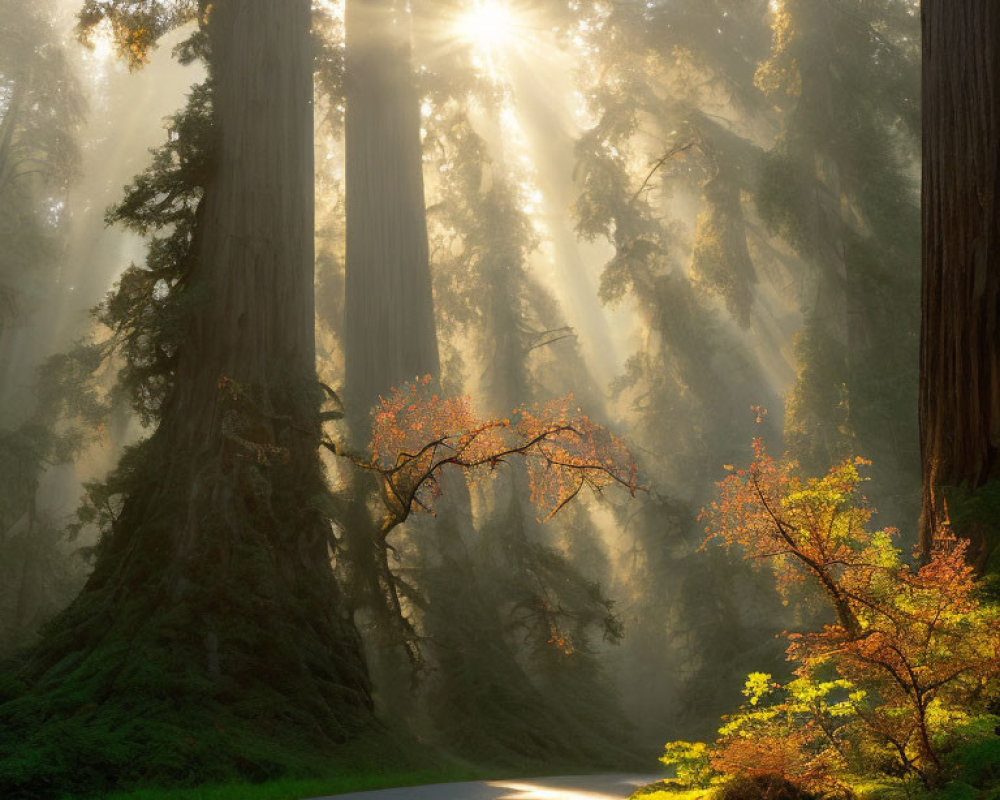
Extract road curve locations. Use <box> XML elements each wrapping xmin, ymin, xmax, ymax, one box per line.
<box><xmin>309</xmin><ymin>773</ymin><xmax>663</xmax><ymax>800</ymax></box>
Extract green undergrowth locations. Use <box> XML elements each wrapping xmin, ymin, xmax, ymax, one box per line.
<box><xmin>629</xmin><ymin>789</ymin><xmax>705</xmax><ymax>800</ymax></box>
<box><xmin>64</xmin><ymin>753</ymin><xmax>613</xmax><ymax>800</ymax></box>
<box><xmin>0</xmin><ymin>644</ymin><xmax>619</xmax><ymax>799</ymax></box>
<box><xmin>97</xmin><ymin>765</ymin><xmax>492</xmax><ymax>800</ymax></box>
<box><xmin>630</xmin><ymin>774</ymin><xmax>1000</xmax><ymax>800</ymax></box>
<box><xmin>629</xmin><ymin>729</ymin><xmax>1000</xmax><ymax>800</ymax></box>
<box><xmin>0</xmin><ymin>643</ymin><xmax>366</xmax><ymax>799</ymax></box>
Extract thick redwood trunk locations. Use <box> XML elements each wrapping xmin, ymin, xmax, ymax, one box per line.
<box><xmin>344</xmin><ymin>0</ymin><xmax>439</xmax><ymax>436</ymax></box>
<box><xmin>919</xmin><ymin>2</ymin><xmax>1000</xmax><ymax>563</ymax></box>
<box><xmin>5</xmin><ymin>4</ymin><xmax>371</xmax><ymax>789</ymax></box>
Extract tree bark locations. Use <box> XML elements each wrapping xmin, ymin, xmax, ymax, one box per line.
<box><xmin>11</xmin><ymin>0</ymin><xmax>371</xmax><ymax>774</ymax></box>
<box><xmin>341</xmin><ymin>0</ymin><xmax>443</xmax><ymax>641</ymax></box>
<box><xmin>919</xmin><ymin>2</ymin><xmax>1000</xmax><ymax>563</ymax></box>
<box><xmin>344</xmin><ymin>0</ymin><xmax>439</xmax><ymax>439</ymax></box>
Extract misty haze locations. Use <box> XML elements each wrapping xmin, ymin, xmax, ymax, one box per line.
<box><xmin>0</xmin><ymin>2</ymin><xmax>998</xmax><ymax>800</ymax></box>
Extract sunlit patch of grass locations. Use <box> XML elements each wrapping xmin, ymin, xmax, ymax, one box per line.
<box><xmin>100</xmin><ymin>767</ymin><xmax>490</xmax><ymax>800</ymax></box>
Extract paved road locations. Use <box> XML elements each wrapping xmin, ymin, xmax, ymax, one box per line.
<box><xmin>310</xmin><ymin>773</ymin><xmax>663</xmax><ymax>800</ymax></box>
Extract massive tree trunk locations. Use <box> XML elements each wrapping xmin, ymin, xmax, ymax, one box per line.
<box><xmin>344</xmin><ymin>0</ymin><xmax>439</xmax><ymax>436</ymax></box>
<box><xmin>1</xmin><ymin>3</ymin><xmax>371</xmax><ymax>794</ymax></box>
<box><xmin>919</xmin><ymin>2</ymin><xmax>1000</xmax><ymax>564</ymax></box>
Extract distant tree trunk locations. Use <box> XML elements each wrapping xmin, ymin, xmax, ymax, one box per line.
<box><xmin>341</xmin><ymin>0</ymin><xmax>445</xmax><ymax>647</ymax></box>
<box><xmin>919</xmin><ymin>2</ymin><xmax>1000</xmax><ymax>565</ymax></box>
<box><xmin>18</xmin><ymin>0</ymin><xmax>370</xmax><ymax>756</ymax></box>
<box><xmin>0</xmin><ymin>76</ymin><xmax>26</xmax><ymax>197</ymax></box>
<box><xmin>340</xmin><ymin>8</ymin><xmax>568</xmax><ymax>754</ymax></box>
<box><xmin>344</xmin><ymin>0</ymin><xmax>439</xmax><ymax>438</ymax></box>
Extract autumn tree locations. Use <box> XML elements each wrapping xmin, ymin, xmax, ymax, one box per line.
<box><xmin>919</xmin><ymin>1</ymin><xmax>1000</xmax><ymax>567</ymax></box>
<box><xmin>670</xmin><ymin>438</ymin><xmax>1000</xmax><ymax>792</ymax></box>
<box><xmin>340</xmin><ymin>377</ymin><xmax>638</xmax><ymax>662</ymax></box>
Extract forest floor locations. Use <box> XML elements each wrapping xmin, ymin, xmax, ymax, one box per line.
<box><xmin>307</xmin><ymin>773</ymin><xmax>665</xmax><ymax>799</ymax></box>
<box><xmin>98</xmin><ymin>770</ymin><xmax>667</xmax><ymax>800</ymax></box>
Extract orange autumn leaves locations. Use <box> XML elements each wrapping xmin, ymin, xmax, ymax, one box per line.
<box><xmin>366</xmin><ymin>376</ymin><xmax>639</xmax><ymax>531</ymax></box>
<box><xmin>689</xmin><ymin>435</ymin><xmax>1000</xmax><ymax>790</ymax></box>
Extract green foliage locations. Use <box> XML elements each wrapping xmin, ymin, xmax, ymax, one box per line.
<box><xmin>0</xmin><ymin>341</ymin><xmax>110</xmax><ymax>654</ymax></box>
<box><xmin>0</xmin><ymin>662</ymin><xmax>424</xmax><ymax>800</ymax></box>
<box><xmin>78</xmin><ymin>0</ymin><xmax>201</xmax><ymax>69</ymax></box>
<box><xmin>0</xmin><ymin>0</ymin><xmax>83</xmax><ymax>335</ymax></box>
<box><xmin>98</xmin><ymin>766</ymin><xmax>495</xmax><ymax>800</ymax></box>
<box><xmin>99</xmin><ymin>81</ymin><xmax>212</xmax><ymax>424</ymax></box>
<box><xmin>943</xmin><ymin>481</ymin><xmax>1000</xmax><ymax>577</ymax></box>
<box><xmin>943</xmin><ymin>717</ymin><xmax>1000</xmax><ymax>789</ymax></box>
<box><xmin>659</xmin><ymin>741</ymin><xmax>713</xmax><ymax>789</ymax></box>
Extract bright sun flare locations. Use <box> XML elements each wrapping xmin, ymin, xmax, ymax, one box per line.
<box><xmin>454</xmin><ymin>0</ymin><xmax>521</xmax><ymax>56</ymax></box>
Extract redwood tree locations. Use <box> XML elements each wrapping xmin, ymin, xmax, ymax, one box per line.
<box><xmin>920</xmin><ymin>2</ymin><xmax>1000</xmax><ymax>565</ymax></box>
<box><xmin>344</xmin><ymin>0</ymin><xmax>439</xmax><ymax>434</ymax></box>
<box><xmin>0</xmin><ymin>3</ymin><xmax>371</xmax><ymax>795</ymax></box>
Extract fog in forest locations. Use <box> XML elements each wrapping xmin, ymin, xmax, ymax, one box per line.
<box><xmin>2</xmin><ymin>1</ymin><xmax>952</xmax><ymax>797</ymax></box>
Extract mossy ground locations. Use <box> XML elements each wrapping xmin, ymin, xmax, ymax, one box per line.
<box><xmin>57</xmin><ymin>756</ymin><xmax>623</xmax><ymax>799</ymax></box>
<box><xmin>97</xmin><ymin>766</ymin><xmax>492</xmax><ymax>800</ymax></box>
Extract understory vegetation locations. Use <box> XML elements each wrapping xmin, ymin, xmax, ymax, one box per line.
<box><xmin>645</xmin><ymin>436</ymin><xmax>1000</xmax><ymax>799</ymax></box>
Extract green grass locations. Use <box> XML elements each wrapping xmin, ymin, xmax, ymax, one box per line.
<box><xmin>92</xmin><ymin>760</ymin><xmax>633</xmax><ymax>800</ymax></box>
<box><xmin>82</xmin><ymin>755</ymin><xmax>652</xmax><ymax>800</ymax></box>
<box><xmin>96</xmin><ymin>766</ymin><xmax>491</xmax><ymax>800</ymax></box>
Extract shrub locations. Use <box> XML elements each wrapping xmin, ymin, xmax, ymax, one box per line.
<box><xmin>716</xmin><ymin>774</ymin><xmax>819</xmax><ymax>800</ymax></box>
<box><xmin>660</xmin><ymin>435</ymin><xmax>1000</xmax><ymax>793</ymax></box>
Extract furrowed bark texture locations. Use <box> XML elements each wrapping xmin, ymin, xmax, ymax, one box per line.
<box><xmin>920</xmin><ymin>2</ymin><xmax>1000</xmax><ymax>561</ymax></box>
<box><xmin>13</xmin><ymin>0</ymin><xmax>371</xmax><ymax>766</ymax></box>
<box><xmin>344</xmin><ymin>0</ymin><xmax>439</xmax><ymax>439</ymax></box>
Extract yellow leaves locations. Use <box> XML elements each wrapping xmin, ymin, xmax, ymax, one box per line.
<box><xmin>659</xmin><ymin>741</ymin><xmax>715</xmax><ymax>789</ymax></box>
<box><xmin>744</xmin><ymin>672</ymin><xmax>774</xmax><ymax>707</ymax></box>
<box><xmin>754</xmin><ymin>5</ymin><xmax>802</xmax><ymax>99</ymax></box>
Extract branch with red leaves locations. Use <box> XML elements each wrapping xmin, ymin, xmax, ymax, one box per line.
<box><xmin>364</xmin><ymin>376</ymin><xmax>640</xmax><ymax>541</ymax></box>
<box><xmin>330</xmin><ymin>377</ymin><xmax>641</xmax><ymax>673</ymax></box>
